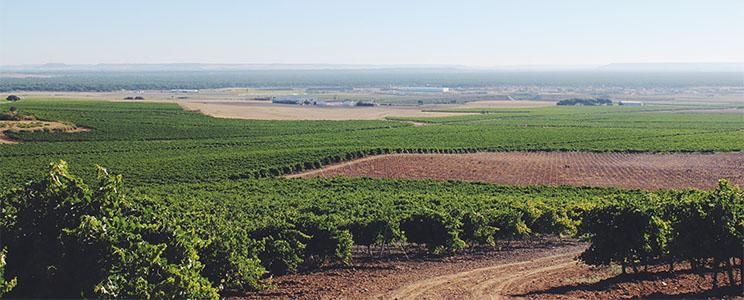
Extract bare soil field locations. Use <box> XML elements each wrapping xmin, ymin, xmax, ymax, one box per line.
<box><xmin>238</xmin><ymin>238</ymin><xmax>742</xmax><ymax>299</ymax></box>
<box><xmin>291</xmin><ymin>152</ymin><xmax>744</xmax><ymax>190</ymax></box>
<box><xmin>179</xmin><ymin>101</ymin><xmax>469</xmax><ymax>120</ymax></box>
<box><xmin>0</xmin><ymin>120</ymin><xmax>88</xmax><ymax>144</ymax></box>
<box><xmin>459</xmin><ymin>100</ymin><xmax>555</xmax><ymax>108</ymax></box>
<box><xmin>8</xmin><ymin>93</ymin><xmax>560</xmax><ymax>121</ymax></box>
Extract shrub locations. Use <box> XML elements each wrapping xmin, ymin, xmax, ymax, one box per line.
<box><xmin>460</xmin><ymin>211</ymin><xmax>498</xmax><ymax>247</ymax></box>
<box><xmin>578</xmin><ymin>194</ymin><xmax>667</xmax><ymax>273</ymax></box>
<box><xmin>346</xmin><ymin>215</ymin><xmax>403</xmax><ymax>254</ymax></box>
<box><xmin>0</xmin><ymin>161</ymin><xmax>219</xmax><ymax>299</ymax></box>
<box><xmin>556</xmin><ymin>98</ymin><xmax>612</xmax><ymax>106</ymax></box>
<box><xmin>250</xmin><ymin>219</ymin><xmax>308</xmax><ymax>275</ymax></box>
<box><xmin>667</xmin><ymin>180</ymin><xmax>743</xmax><ymax>287</ymax></box>
<box><xmin>492</xmin><ymin>209</ymin><xmax>532</xmax><ymax>244</ymax></box>
<box><xmin>400</xmin><ymin>210</ymin><xmax>466</xmax><ymax>254</ymax></box>
<box><xmin>295</xmin><ymin>215</ymin><xmax>353</xmax><ymax>269</ymax></box>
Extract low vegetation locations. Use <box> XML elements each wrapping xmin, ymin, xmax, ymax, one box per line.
<box><xmin>0</xmin><ymin>109</ymin><xmax>35</xmax><ymax>121</ymax></box>
<box><xmin>556</xmin><ymin>98</ymin><xmax>612</xmax><ymax>106</ymax></box>
<box><xmin>1</xmin><ymin>99</ymin><xmax>742</xmax><ymax>189</ymax></box>
<box><xmin>579</xmin><ymin>180</ymin><xmax>743</xmax><ymax>289</ymax></box>
<box><xmin>2</xmin><ymin>163</ymin><xmax>741</xmax><ymax>298</ymax></box>
<box><xmin>0</xmin><ymin>99</ymin><xmax>742</xmax><ymax>298</ymax></box>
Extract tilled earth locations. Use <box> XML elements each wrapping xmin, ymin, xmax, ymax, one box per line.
<box><xmin>293</xmin><ymin>152</ymin><xmax>744</xmax><ymax>190</ymax></box>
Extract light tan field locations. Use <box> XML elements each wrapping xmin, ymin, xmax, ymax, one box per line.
<box><xmin>14</xmin><ymin>91</ymin><xmax>558</xmax><ymax>120</ymax></box>
<box><xmin>0</xmin><ymin>120</ymin><xmax>89</xmax><ymax>144</ymax></box>
<box><xmin>179</xmin><ymin>101</ymin><xmax>470</xmax><ymax>120</ymax></box>
<box><xmin>460</xmin><ymin>100</ymin><xmax>555</xmax><ymax>108</ymax></box>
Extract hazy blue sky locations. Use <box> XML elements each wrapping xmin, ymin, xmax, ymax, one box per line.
<box><xmin>1</xmin><ymin>0</ymin><xmax>742</xmax><ymax>66</ymax></box>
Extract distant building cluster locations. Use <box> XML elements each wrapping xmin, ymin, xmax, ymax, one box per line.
<box><xmin>393</xmin><ymin>87</ymin><xmax>450</xmax><ymax>93</ymax></box>
<box><xmin>270</xmin><ymin>95</ymin><xmax>377</xmax><ymax>107</ymax></box>
<box><xmin>170</xmin><ymin>89</ymin><xmax>200</xmax><ymax>93</ymax></box>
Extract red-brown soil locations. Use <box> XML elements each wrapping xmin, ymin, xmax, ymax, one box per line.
<box><xmin>235</xmin><ymin>238</ymin><xmax>743</xmax><ymax>299</ymax></box>
<box><xmin>291</xmin><ymin>152</ymin><xmax>744</xmax><ymax>190</ymax></box>
<box><xmin>510</xmin><ymin>260</ymin><xmax>743</xmax><ymax>300</ymax></box>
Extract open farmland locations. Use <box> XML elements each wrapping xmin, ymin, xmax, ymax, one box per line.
<box><xmin>292</xmin><ymin>152</ymin><xmax>744</xmax><ymax>190</ymax></box>
<box><xmin>1</xmin><ymin>99</ymin><xmax>743</xmax><ymax>189</ymax></box>
<box><xmin>179</xmin><ymin>100</ymin><xmax>470</xmax><ymax>120</ymax></box>
<box><xmin>1</xmin><ymin>98</ymin><xmax>743</xmax><ymax>299</ymax></box>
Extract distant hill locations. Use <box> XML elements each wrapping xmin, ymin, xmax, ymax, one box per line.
<box><xmin>0</xmin><ymin>63</ymin><xmax>469</xmax><ymax>72</ymax></box>
<box><xmin>2</xmin><ymin>62</ymin><xmax>742</xmax><ymax>73</ymax></box>
<box><xmin>599</xmin><ymin>63</ymin><xmax>744</xmax><ymax>72</ymax></box>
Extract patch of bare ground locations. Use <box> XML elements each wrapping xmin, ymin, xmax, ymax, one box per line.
<box><xmin>460</xmin><ymin>100</ymin><xmax>555</xmax><ymax>109</ymax></box>
<box><xmin>235</xmin><ymin>238</ymin><xmax>585</xmax><ymax>300</ymax></box>
<box><xmin>292</xmin><ymin>152</ymin><xmax>744</xmax><ymax>190</ymax></box>
<box><xmin>511</xmin><ymin>261</ymin><xmax>742</xmax><ymax>300</ymax></box>
<box><xmin>0</xmin><ymin>120</ymin><xmax>89</xmax><ymax>144</ymax></box>
<box><xmin>178</xmin><ymin>101</ymin><xmax>469</xmax><ymax>120</ymax></box>
<box><xmin>234</xmin><ymin>238</ymin><xmax>742</xmax><ymax>299</ymax></box>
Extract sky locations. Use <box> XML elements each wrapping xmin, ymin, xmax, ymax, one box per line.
<box><xmin>1</xmin><ymin>0</ymin><xmax>743</xmax><ymax>66</ymax></box>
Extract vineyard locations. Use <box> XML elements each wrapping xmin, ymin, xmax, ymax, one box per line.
<box><xmin>0</xmin><ymin>99</ymin><xmax>743</xmax><ymax>298</ymax></box>
<box><xmin>1</xmin><ymin>99</ymin><xmax>742</xmax><ymax>188</ymax></box>
<box><xmin>1</xmin><ymin>163</ymin><xmax>741</xmax><ymax>298</ymax></box>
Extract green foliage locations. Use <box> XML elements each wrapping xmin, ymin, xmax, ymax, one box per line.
<box><xmin>345</xmin><ymin>215</ymin><xmax>404</xmax><ymax>250</ymax></box>
<box><xmin>580</xmin><ymin>181</ymin><xmax>743</xmax><ymax>284</ymax></box>
<box><xmin>251</xmin><ymin>219</ymin><xmax>308</xmax><ymax>275</ymax></box>
<box><xmin>493</xmin><ymin>209</ymin><xmax>532</xmax><ymax>242</ymax></box>
<box><xmin>1</xmin><ymin>99</ymin><xmax>742</xmax><ymax>296</ymax></box>
<box><xmin>400</xmin><ymin>210</ymin><xmax>466</xmax><ymax>254</ymax></box>
<box><xmin>1</xmin><ymin>100</ymin><xmax>743</xmax><ymax>189</ymax></box>
<box><xmin>0</xmin><ymin>161</ymin><xmax>219</xmax><ymax>299</ymax></box>
<box><xmin>0</xmin><ymin>249</ymin><xmax>16</xmax><ymax>297</ymax></box>
<box><xmin>296</xmin><ymin>215</ymin><xmax>353</xmax><ymax>268</ymax></box>
<box><xmin>2</xmin><ymin>160</ymin><xmax>740</xmax><ymax>296</ymax></box>
<box><xmin>667</xmin><ymin>180</ymin><xmax>744</xmax><ymax>264</ymax></box>
<box><xmin>557</xmin><ymin>98</ymin><xmax>613</xmax><ymax>106</ymax></box>
<box><xmin>578</xmin><ymin>194</ymin><xmax>665</xmax><ymax>272</ymax></box>
<box><xmin>460</xmin><ymin>211</ymin><xmax>498</xmax><ymax>247</ymax></box>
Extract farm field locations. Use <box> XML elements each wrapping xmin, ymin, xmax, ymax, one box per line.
<box><xmin>292</xmin><ymin>152</ymin><xmax>744</xmax><ymax>190</ymax></box>
<box><xmin>179</xmin><ymin>100</ymin><xmax>470</xmax><ymax>120</ymax></box>
<box><xmin>1</xmin><ymin>97</ymin><xmax>743</xmax><ymax>299</ymax></box>
<box><xmin>1</xmin><ymin>98</ymin><xmax>743</xmax><ymax>189</ymax></box>
<box><xmin>3</xmin><ymin>2</ymin><xmax>743</xmax><ymax>298</ymax></box>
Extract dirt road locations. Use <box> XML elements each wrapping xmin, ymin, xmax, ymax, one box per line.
<box><xmin>381</xmin><ymin>250</ymin><xmax>582</xmax><ymax>300</ymax></box>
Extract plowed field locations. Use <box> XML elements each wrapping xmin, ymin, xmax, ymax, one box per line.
<box><xmin>292</xmin><ymin>152</ymin><xmax>744</xmax><ymax>190</ymax></box>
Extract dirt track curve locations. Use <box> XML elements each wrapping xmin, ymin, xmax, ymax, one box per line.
<box><xmin>379</xmin><ymin>250</ymin><xmax>583</xmax><ymax>300</ymax></box>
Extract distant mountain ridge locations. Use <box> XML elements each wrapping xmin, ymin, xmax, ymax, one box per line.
<box><xmin>1</xmin><ymin>62</ymin><xmax>741</xmax><ymax>73</ymax></box>
<box><xmin>0</xmin><ymin>63</ymin><xmax>470</xmax><ymax>72</ymax></box>
<box><xmin>599</xmin><ymin>62</ymin><xmax>743</xmax><ymax>72</ymax></box>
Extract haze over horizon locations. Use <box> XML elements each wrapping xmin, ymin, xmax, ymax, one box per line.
<box><xmin>2</xmin><ymin>0</ymin><xmax>743</xmax><ymax>67</ymax></box>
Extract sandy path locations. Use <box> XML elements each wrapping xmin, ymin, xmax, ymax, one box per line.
<box><xmin>381</xmin><ymin>250</ymin><xmax>582</xmax><ymax>299</ymax></box>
